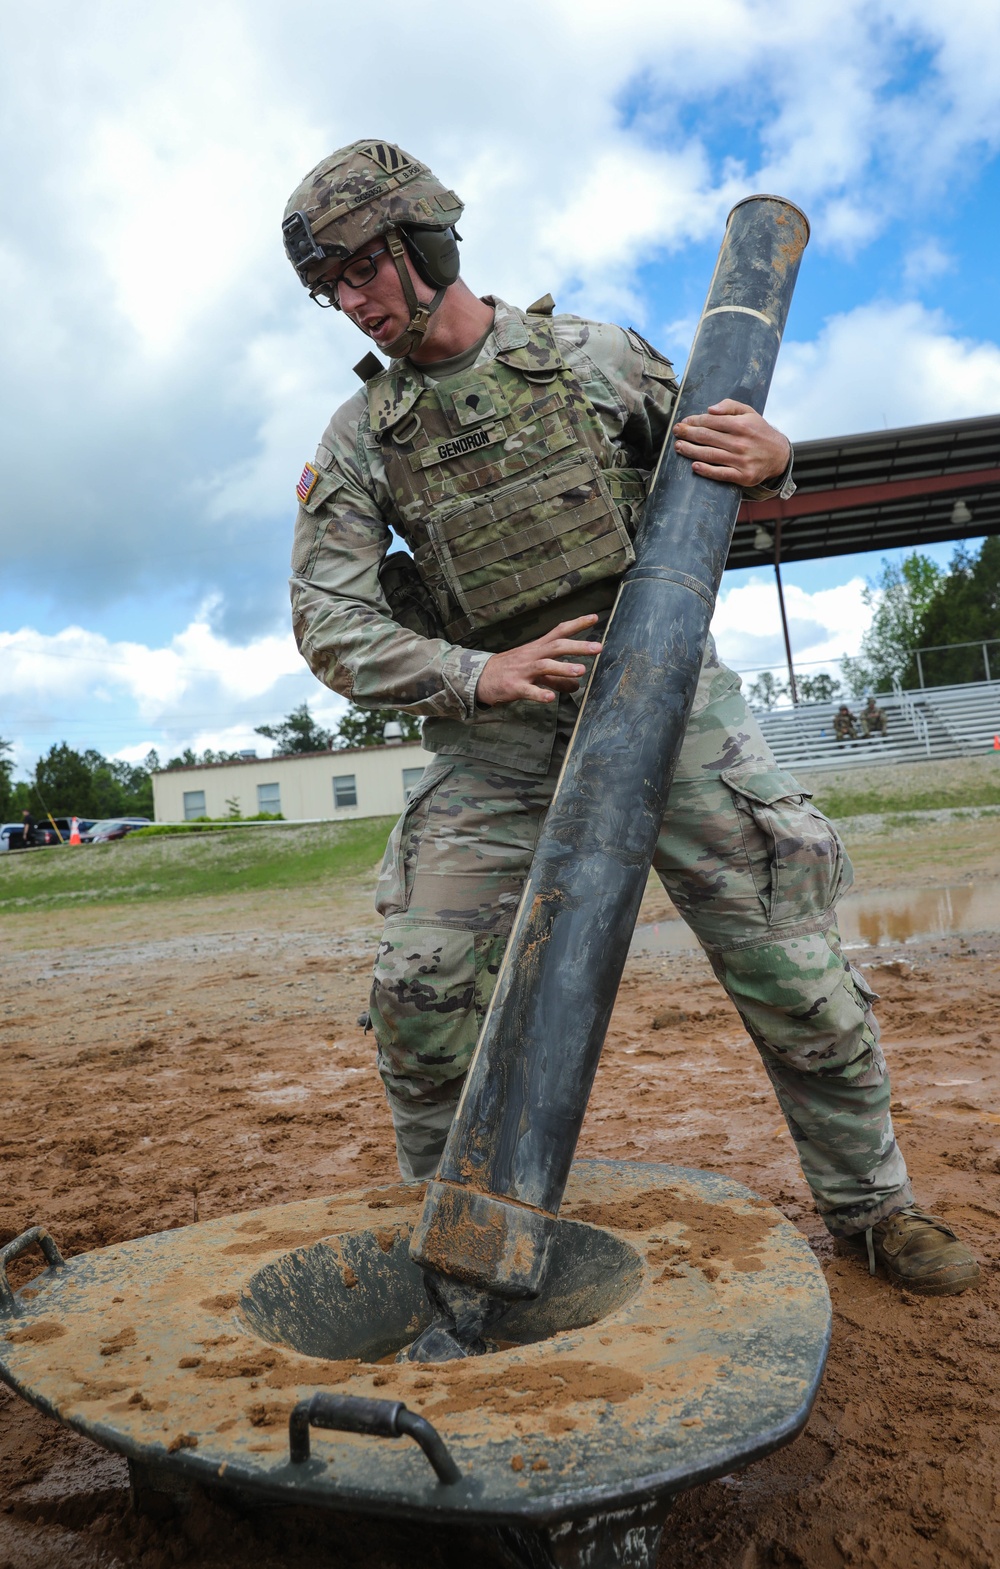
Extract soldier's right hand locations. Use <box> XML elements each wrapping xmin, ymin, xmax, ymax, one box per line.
<box><xmin>476</xmin><ymin>615</ymin><xmax>603</xmax><ymax>707</ymax></box>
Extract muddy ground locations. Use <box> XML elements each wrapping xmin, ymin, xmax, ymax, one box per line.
<box><xmin>2</xmin><ymin>814</ymin><xmax>1000</xmax><ymax>1568</ymax></box>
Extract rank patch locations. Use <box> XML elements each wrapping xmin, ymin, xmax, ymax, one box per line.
<box><xmin>296</xmin><ymin>462</ymin><xmax>319</xmax><ymax>504</ymax></box>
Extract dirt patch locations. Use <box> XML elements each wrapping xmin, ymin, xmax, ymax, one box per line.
<box><xmin>219</xmin><ymin>1228</ymin><xmax>340</xmax><ymax>1258</ymax></box>
<box><xmin>422</xmin><ymin>1359</ymin><xmax>643</xmax><ymax>1417</ymax></box>
<box><xmin>4</xmin><ymin>1320</ymin><xmax>66</xmax><ymax>1345</ymax></box>
<box><xmin>2</xmin><ymin>821</ymin><xmax>1000</xmax><ymax>1567</ymax></box>
<box><xmin>565</xmin><ymin>1187</ymin><xmax>777</xmax><ymax>1277</ymax></box>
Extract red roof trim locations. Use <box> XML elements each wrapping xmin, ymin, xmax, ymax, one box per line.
<box><xmin>740</xmin><ymin>465</ymin><xmax>1000</xmax><ymax>524</ymax></box>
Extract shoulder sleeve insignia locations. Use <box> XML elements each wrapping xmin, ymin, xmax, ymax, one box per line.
<box><xmin>296</xmin><ymin>462</ymin><xmax>320</xmax><ymax>505</ymax></box>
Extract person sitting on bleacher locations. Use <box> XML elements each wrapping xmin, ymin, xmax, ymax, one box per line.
<box><xmin>862</xmin><ymin>696</ymin><xmax>888</xmax><ymax>738</ymax></box>
<box><xmin>834</xmin><ymin>704</ymin><xmax>858</xmax><ymax>741</ymax></box>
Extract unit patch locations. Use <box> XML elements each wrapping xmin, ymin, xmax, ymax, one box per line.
<box><xmin>296</xmin><ymin>462</ymin><xmax>320</xmax><ymax>504</ymax></box>
<box><xmin>357</xmin><ymin>142</ymin><xmax>416</xmax><ymax>176</ymax></box>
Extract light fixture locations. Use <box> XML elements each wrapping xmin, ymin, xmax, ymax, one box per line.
<box><xmin>951</xmin><ymin>499</ymin><xmax>973</xmax><ymax>526</ymax></box>
<box><xmin>753</xmin><ymin>525</ymin><xmax>774</xmax><ymax>551</ymax></box>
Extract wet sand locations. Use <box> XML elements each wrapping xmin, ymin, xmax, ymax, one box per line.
<box><xmin>2</xmin><ymin>817</ymin><xmax>999</xmax><ymax>1568</ymax></box>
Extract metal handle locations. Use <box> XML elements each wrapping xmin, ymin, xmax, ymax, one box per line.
<box><xmin>0</xmin><ymin>1226</ymin><xmax>66</xmax><ymax>1317</ymax></box>
<box><xmin>288</xmin><ymin>1393</ymin><xmax>461</xmax><ymax>1484</ymax></box>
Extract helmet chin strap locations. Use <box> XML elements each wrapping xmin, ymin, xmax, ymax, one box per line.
<box><xmin>383</xmin><ymin>227</ymin><xmax>446</xmax><ymax>359</ymax></box>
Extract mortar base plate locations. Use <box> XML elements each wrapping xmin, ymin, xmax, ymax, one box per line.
<box><xmin>0</xmin><ymin>1159</ymin><xmax>830</xmax><ymax>1563</ymax></box>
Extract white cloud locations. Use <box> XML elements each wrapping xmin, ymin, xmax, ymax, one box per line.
<box><xmin>769</xmin><ymin>301</ymin><xmax>1000</xmax><ymax>439</ymax></box>
<box><xmin>0</xmin><ymin>617</ymin><xmax>344</xmax><ymax>774</ymax></box>
<box><xmin>902</xmin><ymin>240</ymin><xmax>954</xmax><ymax>292</ymax></box>
<box><xmin>712</xmin><ymin>575</ymin><xmax>872</xmax><ymax>678</ymax></box>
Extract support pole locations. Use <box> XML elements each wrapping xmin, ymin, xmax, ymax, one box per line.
<box><xmin>773</xmin><ymin>520</ymin><xmax>798</xmax><ymax>705</ymax></box>
<box><xmin>409</xmin><ymin>196</ymin><xmax>810</xmax><ymax>1341</ymax></box>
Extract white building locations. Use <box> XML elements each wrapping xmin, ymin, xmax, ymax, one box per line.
<box><xmin>151</xmin><ymin>740</ymin><xmax>435</xmax><ymax>824</ymax></box>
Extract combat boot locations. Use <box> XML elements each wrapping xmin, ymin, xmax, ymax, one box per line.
<box><xmin>841</xmin><ymin>1207</ymin><xmax>980</xmax><ymax>1295</ymax></box>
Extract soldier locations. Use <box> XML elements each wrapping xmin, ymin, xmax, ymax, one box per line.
<box><xmin>834</xmin><ymin>704</ymin><xmax>859</xmax><ymax>742</ymax></box>
<box><xmin>862</xmin><ymin>696</ymin><xmax>888</xmax><ymax>738</ymax></box>
<box><xmin>285</xmin><ymin>140</ymin><xmax>977</xmax><ymax>1295</ymax></box>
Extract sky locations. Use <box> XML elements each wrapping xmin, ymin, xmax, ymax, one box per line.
<box><xmin>2</xmin><ymin>0</ymin><xmax>1000</xmax><ymax>775</ymax></box>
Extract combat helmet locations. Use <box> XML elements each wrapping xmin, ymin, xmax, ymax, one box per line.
<box><xmin>282</xmin><ymin>140</ymin><xmax>464</xmax><ymax>358</ymax></box>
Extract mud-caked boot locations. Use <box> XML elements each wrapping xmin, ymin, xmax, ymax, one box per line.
<box><xmin>842</xmin><ymin>1207</ymin><xmax>980</xmax><ymax>1295</ymax></box>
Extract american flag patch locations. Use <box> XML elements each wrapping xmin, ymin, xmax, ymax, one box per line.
<box><xmin>296</xmin><ymin>462</ymin><xmax>319</xmax><ymax>504</ymax></box>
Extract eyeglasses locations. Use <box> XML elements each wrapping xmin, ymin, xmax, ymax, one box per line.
<box><xmin>308</xmin><ymin>245</ymin><xmax>389</xmax><ymax>309</ymax></box>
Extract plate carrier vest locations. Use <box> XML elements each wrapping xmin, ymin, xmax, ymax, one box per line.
<box><xmin>366</xmin><ymin>315</ymin><xmax>648</xmax><ymax>645</ymax></box>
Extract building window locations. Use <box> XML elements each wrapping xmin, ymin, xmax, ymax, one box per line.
<box><xmin>257</xmin><ymin>782</ymin><xmax>281</xmax><ymax>815</ymax></box>
<box><xmin>402</xmin><ymin>766</ymin><xmax>424</xmax><ymax>799</ymax></box>
<box><xmin>183</xmin><ymin>790</ymin><xmax>206</xmax><ymax>821</ymax></box>
<box><xmin>333</xmin><ymin>774</ymin><xmax>357</xmax><ymax>808</ymax></box>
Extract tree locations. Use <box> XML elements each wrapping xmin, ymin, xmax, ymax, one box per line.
<box><xmin>797</xmin><ymin>672</ymin><xmax>842</xmax><ymax>704</ymax></box>
<box><xmin>0</xmin><ymin>745</ymin><xmax>31</xmax><ymax>818</ymax></box>
<box><xmin>0</xmin><ymin>738</ymin><xmax>13</xmax><ymax>819</ymax></box>
<box><xmin>841</xmin><ymin>551</ymin><xmax>944</xmax><ymax>695</ymax></box>
<box><xmin>253</xmin><ymin>700</ymin><xmax>421</xmax><ymax>754</ymax></box>
<box><xmin>255</xmin><ymin>702</ymin><xmax>334</xmax><ymax>755</ymax></box>
<box><xmin>900</xmin><ymin>537</ymin><xmax>1000</xmax><ymax>687</ymax></box>
<box><xmin>333</xmin><ymin>704</ymin><xmax>421</xmax><ymax>749</ymax></box>
<box><xmin>30</xmin><ymin>743</ymin><xmax>155</xmax><ymax>819</ymax></box>
<box><xmin>34</xmin><ymin>744</ymin><xmax>97</xmax><ymax>817</ymax></box>
<box><xmin>746</xmin><ymin>671</ymin><xmax>785</xmax><ymax>710</ymax></box>
<box><xmin>104</xmin><ymin>756</ymin><xmax>155</xmax><ymax>817</ymax></box>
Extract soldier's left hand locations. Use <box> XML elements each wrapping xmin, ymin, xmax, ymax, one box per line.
<box><xmin>673</xmin><ymin>400</ymin><xmax>790</xmax><ymax>488</ymax></box>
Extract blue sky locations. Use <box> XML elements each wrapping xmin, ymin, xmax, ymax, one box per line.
<box><xmin>2</xmin><ymin>0</ymin><xmax>999</xmax><ymax>774</ymax></box>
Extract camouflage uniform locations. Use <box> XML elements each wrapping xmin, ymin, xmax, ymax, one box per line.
<box><xmin>834</xmin><ymin>707</ymin><xmax>859</xmax><ymax>741</ymax></box>
<box><xmin>290</xmin><ymin>299</ymin><xmax>913</xmax><ymax>1237</ymax></box>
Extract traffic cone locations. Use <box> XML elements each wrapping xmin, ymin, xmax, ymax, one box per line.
<box><xmin>994</xmin><ymin>736</ymin><xmax>1000</xmax><ymax>751</ymax></box>
<box><xmin>69</xmin><ymin>817</ymin><xmax>81</xmax><ymax>844</ymax></box>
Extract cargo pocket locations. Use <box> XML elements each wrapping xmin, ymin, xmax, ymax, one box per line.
<box><xmin>374</xmin><ymin>762</ymin><xmax>454</xmax><ymax>918</ymax></box>
<box><xmin>847</xmin><ymin>963</ymin><xmax>881</xmax><ymax>1040</ymax></box>
<box><xmin>370</xmin><ymin>922</ymin><xmax>507</xmax><ymax>1088</ymax></box>
<box><xmin>722</xmin><ymin>766</ymin><xmax>845</xmax><ymax>927</ymax></box>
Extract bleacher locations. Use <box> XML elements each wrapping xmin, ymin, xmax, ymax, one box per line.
<box><xmin>755</xmin><ymin>678</ymin><xmax>1000</xmax><ymax>773</ymax></box>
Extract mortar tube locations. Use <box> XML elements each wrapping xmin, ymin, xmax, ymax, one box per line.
<box><xmin>408</xmin><ymin>195</ymin><xmax>810</xmax><ymax>1338</ymax></box>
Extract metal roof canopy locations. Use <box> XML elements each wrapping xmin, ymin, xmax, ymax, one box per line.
<box><xmin>730</xmin><ymin>412</ymin><xmax>1000</xmax><ymax>570</ymax></box>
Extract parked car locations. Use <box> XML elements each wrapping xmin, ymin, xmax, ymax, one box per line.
<box><xmin>80</xmin><ymin>817</ymin><xmax>151</xmax><ymax>843</ymax></box>
<box><xmin>0</xmin><ymin>817</ymin><xmax>101</xmax><ymax>849</ymax></box>
<box><xmin>0</xmin><ymin>821</ymin><xmax>62</xmax><ymax>849</ymax></box>
<box><xmin>32</xmin><ymin>823</ymin><xmax>64</xmax><ymax>846</ymax></box>
<box><xmin>49</xmin><ymin>817</ymin><xmax>97</xmax><ymax>842</ymax></box>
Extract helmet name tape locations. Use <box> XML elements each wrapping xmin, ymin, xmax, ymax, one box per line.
<box><xmin>310</xmin><ymin>162</ymin><xmax>423</xmax><ymax>238</ymax></box>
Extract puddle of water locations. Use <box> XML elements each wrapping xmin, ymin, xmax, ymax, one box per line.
<box><xmin>630</xmin><ymin>881</ymin><xmax>1000</xmax><ymax>957</ymax></box>
<box><xmin>837</xmin><ymin>883</ymin><xmax>997</xmax><ymax>950</ymax></box>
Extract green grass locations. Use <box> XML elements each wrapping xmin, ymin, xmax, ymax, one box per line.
<box><xmin>0</xmin><ymin>818</ymin><xmax>395</xmax><ymax>911</ymax></box>
<box><xmin>813</xmin><ymin>779</ymin><xmax>1000</xmax><ymax>819</ymax></box>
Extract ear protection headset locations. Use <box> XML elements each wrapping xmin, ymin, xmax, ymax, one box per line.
<box><xmin>401</xmin><ymin>225</ymin><xmax>462</xmax><ymax>290</ymax></box>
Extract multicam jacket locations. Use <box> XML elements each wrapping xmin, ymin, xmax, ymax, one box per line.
<box><xmin>290</xmin><ymin>297</ymin><xmax>784</xmax><ymax>775</ymax></box>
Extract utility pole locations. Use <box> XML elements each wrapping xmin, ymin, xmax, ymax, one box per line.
<box><xmin>773</xmin><ymin>519</ymin><xmax>798</xmax><ymax>704</ymax></box>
